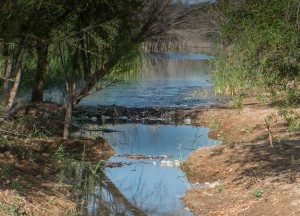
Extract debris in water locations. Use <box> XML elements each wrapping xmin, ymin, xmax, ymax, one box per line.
<box><xmin>160</xmin><ymin>160</ymin><xmax>181</xmax><ymax>167</ymax></box>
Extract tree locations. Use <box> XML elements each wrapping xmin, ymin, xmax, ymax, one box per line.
<box><xmin>213</xmin><ymin>0</ymin><xmax>300</xmax><ymax>106</ymax></box>
<box><xmin>0</xmin><ymin>1</ymin><xmax>31</xmax><ymax>110</ymax></box>
<box><xmin>0</xmin><ymin>0</ymin><xmax>211</xmax><ymax>138</ymax></box>
<box><xmin>54</xmin><ymin>0</ymin><xmax>201</xmax><ymax>138</ymax></box>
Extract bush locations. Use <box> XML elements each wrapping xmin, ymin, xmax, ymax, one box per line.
<box><xmin>213</xmin><ymin>0</ymin><xmax>300</xmax><ymax>107</ymax></box>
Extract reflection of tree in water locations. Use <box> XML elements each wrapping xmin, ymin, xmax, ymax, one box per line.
<box><xmin>64</xmin><ymin>162</ymin><xmax>147</xmax><ymax>216</ymax></box>
<box><xmin>124</xmin><ymin>53</ymin><xmax>210</xmax><ymax>81</ymax></box>
<box><xmin>142</xmin><ymin>56</ymin><xmax>210</xmax><ymax>80</ymax></box>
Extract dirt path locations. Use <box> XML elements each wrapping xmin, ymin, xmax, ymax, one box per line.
<box><xmin>182</xmin><ymin>100</ymin><xmax>300</xmax><ymax>216</ymax></box>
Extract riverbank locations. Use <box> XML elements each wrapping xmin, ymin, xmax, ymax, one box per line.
<box><xmin>182</xmin><ymin>99</ymin><xmax>300</xmax><ymax>216</ymax></box>
<box><xmin>0</xmin><ymin>103</ymin><xmax>115</xmax><ymax>215</ymax></box>
<box><xmin>1</xmin><ymin>101</ymin><xmax>300</xmax><ymax>215</ymax></box>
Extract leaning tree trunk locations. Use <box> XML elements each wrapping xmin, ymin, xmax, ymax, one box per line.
<box><xmin>31</xmin><ymin>42</ymin><xmax>49</xmax><ymax>102</ymax></box>
<box><xmin>6</xmin><ymin>38</ymin><xmax>27</xmax><ymax>111</ymax></box>
<box><xmin>6</xmin><ymin>61</ymin><xmax>23</xmax><ymax>111</ymax></box>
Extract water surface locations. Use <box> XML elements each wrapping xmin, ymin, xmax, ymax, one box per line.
<box><xmin>75</xmin><ymin>123</ymin><xmax>220</xmax><ymax>215</ymax></box>
<box><xmin>73</xmin><ymin>52</ymin><xmax>222</xmax><ymax>215</ymax></box>
<box><xmin>80</xmin><ymin>53</ymin><xmax>222</xmax><ymax>107</ymax></box>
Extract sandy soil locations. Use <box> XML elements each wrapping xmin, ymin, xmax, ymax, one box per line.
<box><xmin>182</xmin><ymin>99</ymin><xmax>300</xmax><ymax>216</ymax></box>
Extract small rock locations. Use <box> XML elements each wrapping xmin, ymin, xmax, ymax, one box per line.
<box><xmin>90</xmin><ymin>116</ymin><xmax>97</xmax><ymax>122</ymax></box>
<box><xmin>183</xmin><ymin>118</ymin><xmax>192</xmax><ymax>125</ymax></box>
<box><xmin>102</xmin><ymin>115</ymin><xmax>111</xmax><ymax>120</ymax></box>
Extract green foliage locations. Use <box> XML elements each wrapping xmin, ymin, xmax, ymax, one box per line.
<box><xmin>252</xmin><ymin>188</ymin><xmax>263</xmax><ymax>199</ymax></box>
<box><xmin>10</xmin><ymin>182</ymin><xmax>25</xmax><ymax>192</ymax></box>
<box><xmin>63</xmin><ymin>209</ymin><xmax>79</xmax><ymax>216</ymax></box>
<box><xmin>0</xmin><ymin>0</ymin><xmax>144</xmax><ymax>105</ymax></box>
<box><xmin>0</xmin><ymin>200</ymin><xmax>22</xmax><ymax>216</ymax></box>
<box><xmin>213</xmin><ymin>0</ymin><xmax>300</xmax><ymax>106</ymax></box>
<box><xmin>29</xmin><ymin>124</ymin><xmax>52</xmax><ymax>139</ymax></box>
<box><xmin>231</xmin><ymin>94</ymin><xmax>244</xmax><ymax>110</ymax></box>
<box><xmin>278</xmin><ymin>109</ymin><xmax>300</xmax><ymax>132</ymax></box>
<box><xmin>0</xmin><ymin>194</ymin><xmax>26</xmax><ymax>216</ymax></box>
<box><xmin>216</xmin><ymin>184</ymin><xmax>224</xmax><ymax>192</ymax></box>
<box><xmin>52</xmin><ymin>144</ymin><xmax>71</xmax><ymax>162</ymax></box>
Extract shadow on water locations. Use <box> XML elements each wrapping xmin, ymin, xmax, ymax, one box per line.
<box><xmin>71</xmin><ymin>123</ymin><xmax>220</xmax><ymax>215</ymax></box>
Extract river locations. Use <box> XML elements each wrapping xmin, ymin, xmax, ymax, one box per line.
<box><xmin>73</xmin><ymin>52</ymin><xmax>223</xmax><ymax>215</ymax></box>
<box><xmin>80</xmin><ymin>52</ymin><xmax>222</xmax><ymax>108</ymax></box>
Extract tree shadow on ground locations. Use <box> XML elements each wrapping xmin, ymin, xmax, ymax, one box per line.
<box><xmin>229</xmin><ymin>137</ymin><xmax>300</xmax><ymax>183</ymax></box>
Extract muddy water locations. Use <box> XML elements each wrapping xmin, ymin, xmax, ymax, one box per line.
<box><xmin>75</xmin><ymin>123</ymin><xmax>220</xmax><ymax>215</ymax></box>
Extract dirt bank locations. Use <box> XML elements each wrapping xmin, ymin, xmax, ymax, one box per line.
<box><xmin>0</xmin><ymin>103</ymin><xmax>114</xmax><ymax>215</ymax></box>
<box><xmin>1</xmin><ymin>101</ymin><xmax>300</xmax><ymax>215</ymax></box>
<box><xmin>182</xmin><ymin>99</ymin><xmax>300</xmax><ymax>216</ymax></box>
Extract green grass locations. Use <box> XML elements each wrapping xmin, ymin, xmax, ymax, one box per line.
<box><xmin>0</xmin><ymin>201</ymin><xmax>21</xmax><ymax>216</ymax></box>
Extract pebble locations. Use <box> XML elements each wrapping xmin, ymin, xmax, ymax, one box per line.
<box><xmin>90</xmin><ymin>116</ymin><xmax>97</xmax><ymax>122</ymax></box>
<box><xmin>183</xmin><ymin>118</ymin><xmax>192</xmax><ymax>125</ymax></box>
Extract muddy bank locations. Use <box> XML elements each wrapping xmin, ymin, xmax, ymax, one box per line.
<box><xmin>182</xmin><ymin>101</ymin><xmax>300</xmax><ymax>216</ymax></box>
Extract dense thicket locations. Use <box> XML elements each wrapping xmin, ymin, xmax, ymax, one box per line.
<box><xmin>213</xmin><ymin>0</ymin><xmax>300</xmax><ymax>106</ymax></box>
<box><xmin>0</xmin><ymin>0</ymin><xmax>202</xmax><ymax>138</ymax></box>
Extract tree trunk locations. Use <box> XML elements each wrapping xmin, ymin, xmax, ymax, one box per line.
<box><xmin>63</xmin><ymin>91</ymin><xmax>73</xmax><ymax>139</ymax></box>
<box><xmin>3</xmin><ymin>44</ymin><xmax>13</xmax><ymax>101</ymax></box>
<box><xmin>31</xmin><ymin>43</ymin><xmax>49</xmax><ymax>102</ymax></box>
<box><xmin>6</xmin><ymin>61</ymin><xmax>22</xmax><ymax>111</ymax></box>
<box><xmin>63</xmin><ymin>48</ymin><xmax>79</xmax><ymax>139</ymax></box>
<box><xmin>6</xmin><ymin>38</ymin><xmax>27</xmax><ymax>111</ymax></box>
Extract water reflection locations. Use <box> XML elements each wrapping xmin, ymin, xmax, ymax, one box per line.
<box><xmin>66</xmin><ymin>162</ymin><xmax>147</xmax><ymax>215</ymax></box>
<box><xmin>80</xmin><ymin>53</ymin><xmax>219</xmax><ymax>107</ymax></box>
<box><xmin>72</xmin><ymin>52</ymin><xmax>222</xmax><ymax>215</ymax></box>
<box><xmin>73</xmin><ymin>123</ymin><xmax>220</xmax><ymax>215</ymax></box>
